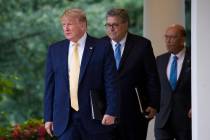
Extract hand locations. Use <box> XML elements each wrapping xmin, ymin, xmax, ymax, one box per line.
<box><xmin>102</xmin><ymin>114</ymin><xmax>116</xmax><ymax>125</ymax></box>
<box><xmin>188</xmin><ymin>108</ymin><xmax>192</xmax><ymax>118</ymax></box>
<box><xmin>44</xmin><ymin>121</ymin><xmax>54</xmax><ymax>137</ymax></box>
<box><xmin>145</xmin><ymin>106</ymin><xmax>157</xmax><ymax>119</ymax></box>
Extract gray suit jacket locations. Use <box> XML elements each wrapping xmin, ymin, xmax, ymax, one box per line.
<box><xmin>155</xmin><ymin>48</ymin><xmax>191</xmax><ymax>130</ymax></box>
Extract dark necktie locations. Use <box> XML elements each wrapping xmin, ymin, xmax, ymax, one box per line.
<box><xmin>114</xmin><ymin>43</ymin><xmax>121</xmax><ymax>69</ymax></box>
<box><xmin>170</xmin><ymin>55</ymin><xmax>178</xmax><ymax>90</ymax></box>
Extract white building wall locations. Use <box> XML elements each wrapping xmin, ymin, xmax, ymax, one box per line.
<box><xmin>192</xmin><ymin>0</ymin><xmax>210</xmax><ymax>140</ymax></box>
<box><xmin>143</xmin><ymin>0</ymin><xmax>185</xmax><ymax>56</ymax></box>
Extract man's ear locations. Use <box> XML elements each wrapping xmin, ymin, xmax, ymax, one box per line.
<box><xmin>81</xmin><ymin>22</ymin><xmax>87</xmax><ymax>31</ymax></box>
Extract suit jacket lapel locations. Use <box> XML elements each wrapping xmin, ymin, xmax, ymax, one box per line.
<box><xmin>118</xmin><ymin>33</ymin><xmax>133</xmax><ymax>71</ymax></box>
<box><xmin>105</xmin><ymin>33</ymin><xmax>134</xmax><ymax>71</ymax></box>
<box><xmin>79</xmin><ymin>35</ymin><xmax>94</xmax><ymax>84</ymax></box>
<box><xmin>61</xmin><ymin>40</ymin><xmax>70</xmax><ymax>85</ymax></box>
<box><xmin>176</xmin><ymin>49</ymin><xmax>191</xmax><ymax>89</ymax></box>
<box><xmin>162</xmin><ymin>54</ymin><xmax>172</xmax><ymax>89</ymax></box>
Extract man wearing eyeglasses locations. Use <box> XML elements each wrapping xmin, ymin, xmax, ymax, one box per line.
<box><xmin>155</xmin><ymin>24</ymin><xmax>191</xmax><ymax>140</ymax></box>
<box><xmin>99</xmin><ymin>8</ymin><xmax>160</xmax><ymax>140</ymax></box>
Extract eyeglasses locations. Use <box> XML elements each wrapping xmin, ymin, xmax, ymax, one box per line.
<box><xmin>104</xmin><ymin>23</ymin><xmax>120</xmax><ymax>28</ymax></box>
<box><xmin>164</xmin><ymin>35</ymin><xmax>178</xmax><ymax>40</ymax></box>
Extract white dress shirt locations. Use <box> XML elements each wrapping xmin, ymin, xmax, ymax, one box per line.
<box><xmin>68</xmin><ymin>33</ymin><xmax>87</xmax><ymax>71</ymax></box>
<box><xmin>111</xmin><ymin>33</ymin><xmax>127</xmax><ymax>56</ymax></box>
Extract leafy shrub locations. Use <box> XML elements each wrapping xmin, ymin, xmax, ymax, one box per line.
<box><xmin>0</xmin><ymin>119</ymin><xmax>56</xmax><ymax>140</ymax></box>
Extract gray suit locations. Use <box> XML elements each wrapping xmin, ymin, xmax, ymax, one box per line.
<box><xmin>155</xmin><ymin>48</ymin><xmax>191</xmax><ymax>140</ymax></box>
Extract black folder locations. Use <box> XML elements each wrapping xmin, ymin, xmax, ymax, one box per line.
<box><xmin>90</xmin><ymin>90</ymin><xmax>106</xmax><ymax>120</ymax></box>
<box><xmin>134</xmin><ymin>87</ymin><xmax>149</xmax><ymax>117</ymax></box>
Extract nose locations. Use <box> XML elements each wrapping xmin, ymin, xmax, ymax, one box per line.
<box><xmin>63</xmin><ymin>25</ymin><xmax>70</xmax><ymax>31</ymax></box>
<box><xmin>165</xmin><ymin>37</ymin><xmax>172</xmax><ymax>44</ymax></box>
<box><xmin>110</xmin><ymin>26</ymin><xmax>115</xmax><ymax>32</ymax></box>
<box><xmin>64</xmin><ymin>26</ymin><xmax>69</xmax><ymax>31</ymax></box>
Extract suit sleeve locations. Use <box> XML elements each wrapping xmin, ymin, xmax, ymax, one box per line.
<box><xmin>142</xmin><ymin>40</ymin><xmax>161</xmax><ymax>111</ymax></box>
<box><xmin>44</xmin><ymin>46</ymin><xmax>55</xmax><ymax>122</ymax></box>
<box><xmin>103</xmin><ymin>45</ymin><xmax>120</xmax><ymax>117</ymax></box>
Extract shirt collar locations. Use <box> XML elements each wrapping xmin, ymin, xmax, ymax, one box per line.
<box><xmin>111</xmin><ymin>33</ymin><xmax>127</xmax><ymax>47</ymax></box>
<box><xmin>171</xmin><ymin>47</ymin><xmax>186</xmax><ymax>59</ymax></box>
<box><xmin>70</xmin><ymin>32</ymin><xmax>87</xmax><ymax>47</ymax></box>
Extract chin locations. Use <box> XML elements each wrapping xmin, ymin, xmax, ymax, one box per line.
<box><xmin>111</xmin><ymin>36</ymin><xmax>119</xmax><ymax>41</ymax></box>
<box><xmin>109</xmin><ymin>37</ymin><xmax>116</xmax><ymax>41</ymax></box>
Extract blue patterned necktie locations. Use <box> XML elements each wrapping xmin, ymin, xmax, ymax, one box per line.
<box><xmin>170</xmin><ymin>55</ymin><xmax>178</xmax><ymax>90</ymax></box>
<box><xmin>114</xmin><ymin>43</ymin><xmax>121</xmax><ymax>69</ymax></box>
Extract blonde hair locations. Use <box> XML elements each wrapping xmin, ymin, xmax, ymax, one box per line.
<box><xmin>60</xmin><ymin>8</ymin><xmax>87</xmax><ymax>24</ymax></box>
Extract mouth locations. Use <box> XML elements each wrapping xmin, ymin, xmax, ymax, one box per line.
<box><xmin>167</xmin><ymin>44</ymin><xmax>175</xmax><ymax>47</ymax></box>
<box><xmin>109</xmin><ymin>32</ymin><xmax>116</xmax><ymax>36</ymax></box>
<box><xmin>65</xmin><ymin>32</ymin><xmax>72</xmax><ymax>36</ymax></box>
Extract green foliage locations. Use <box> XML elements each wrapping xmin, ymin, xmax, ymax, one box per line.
<box><xmin>0</xmin><ymin>74</ymin><xmax>14</xmax><ymax>96</ymax></box>
<box><xmin>0</xmin><ymin>0</ymin><xmax>143</xmax><ymax>126</ymax></box>
<box><xmin>0</xmin><ymin>127</ymin><xmax>11</xmax><ymax>140</ymax></box>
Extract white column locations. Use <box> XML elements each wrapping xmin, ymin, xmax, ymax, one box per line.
<box><xmin>143</xmin><ymin>1</ymin><xmax>185</xmax><ymax>140</ymax></box>
<box><xmin>143</xmin><ymin>0</ymin><xmax>185</xmax><ymax>56</ymax></box>
<box><xmin>192</xmin><ymin>0</ymin><xmax>210</xmax><ymax>140</ymax></box>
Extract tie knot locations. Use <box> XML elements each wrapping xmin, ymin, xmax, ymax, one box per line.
<box><xmin>173</xmin><ymin>55</ymin><xmax>178</xmax><ymax>61</ymax></box>
<box><xmin>72</xmin><ymin>42</ymin><xmax>79</xmax><ymax>47</ymax></box>
<box><xmin>115</xmin><ymin>43</ymin><xmax>121</xmax><ymax>48</ymax></box>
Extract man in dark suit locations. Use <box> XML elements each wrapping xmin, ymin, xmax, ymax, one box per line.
<box><xmin>99</xmin><ymin>8</ymin><xmax>160</xmax><ymax>140</ymax></box>
<box><xmin>44</xmin><ymin>8</ymin><xmax>120</xmax><ymax>140</ymax></box>
<box><xmin>155</xmin><ymin>24</ymin><xmax>191</xmax><ymax>140</ymax></box>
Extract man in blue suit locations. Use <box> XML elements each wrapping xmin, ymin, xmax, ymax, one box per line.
<box><xmin>44</xmin><ymin>8</ymin><xmax>120</xmax><ymax>140</ymax></box>
<box><xmin>99</xmin><ymin>8</ymin><xmax>160</xmax><ymax>140</ymax></box>
<box><xmin>155</xmin><ymin>24</ymin><xmax>191</xmax><ymax>140</ymax></box>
